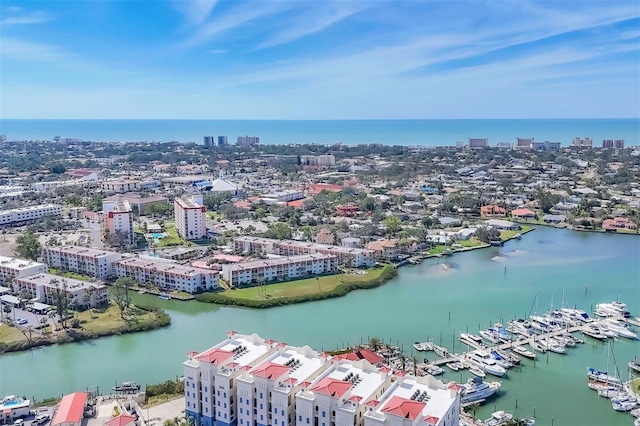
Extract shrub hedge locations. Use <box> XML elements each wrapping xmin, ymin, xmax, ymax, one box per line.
<box><xmin>195</xmin><ymin>265</ymin><xmax>397</xmax><ymax>308</ymax></box>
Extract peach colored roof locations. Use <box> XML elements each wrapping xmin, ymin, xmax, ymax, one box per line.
<box><xmin>105</xmin><ymin>414</ymin><xmax>136</xmax><ymax>426</ymax></box>
<box><xmin>252</xmin><ymin>362</ymin><xmax>290</xmax><ymax>380</ymax></box>
<box><xmin>196</xmin><ymin>347</ymin><xmax>234</xmax><ymax>364</ymax></box>
<box><xmin>311</xmin><ymin>377</ymin><xmax>352</xmax><ymax>398</ymax></box>
<box><xmin>52</xmin><ymin>392</ymin><xmax>87</xmax><ymax>426</ymax></box>
<box><xmin>381</xmin><ymin>396</ymin><xmax>426</xmax><ymax>420</ymax></box>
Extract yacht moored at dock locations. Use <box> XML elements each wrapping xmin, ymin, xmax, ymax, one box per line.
<box><xmin>459</xmin><ymin>377</ymin><xmax>502</xmax><ymax>405</ymax></box>
<box><xmin>466</xmin><ymin>350</ymin><xmax>507</xmax><ymax>377</ymax></box>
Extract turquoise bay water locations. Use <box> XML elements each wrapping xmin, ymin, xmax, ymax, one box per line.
<box><xmin>0</xmin><ymin>227</ymin><xmax>639</xmax><ymax>425</ymax></box>
<box><xmin>0</xmin><ymin>119</ymin><xmax>638</xmax><ymax>146</ymax></box>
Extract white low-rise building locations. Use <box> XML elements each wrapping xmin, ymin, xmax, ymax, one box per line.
<box><xmin>233</xmin><ymin>237</ymin><xmax>376</xmax><ymax>268</ymax></box>
<box><xmin>113</xmin><ymin>257</ymin><xmax>219</xmax><ymax>293</ymax></box>
<box><xmin>364</xmin><ymin>375</ymin><xmax>460</xmax><ymax>426</ymax></box>
<box><xmin>0</xmin><ymin>256</ymin><xmax>48</xmax><ymax>285</ymax></box>
<box><xmin>221</xmin><ymin>254</ymin><xmax>336</xmax><ymax>287</ymax></box>
<box><xmin>0</xmin><ymin>395</ymin><xmax>31</xmax><ymax>423</ymax></box>
<box><xmin>12</xmin><ymin>273</ymin><xmax>108</xmax><ymax>308</ymax></box>
<box><xmin>0</xmin><ymin>204</ymin><xmax>62</xmax><ymax>228</ymax></box>
<box><xmin>41</xmin><ymin>246</ymin><xmax>122</xmax><ymax>279</ymax></box>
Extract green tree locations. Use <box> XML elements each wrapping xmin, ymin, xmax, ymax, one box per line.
<box><xmin>264</xmin><ymin>222</ymin><xmax>293</xmax><ymax>240</ymax></box>
<box><xmin>51</xmin><ymin>279</ymin><xmax>71</xmax><ymax>329</ymax></box>
<box><xmin>475</xmin><ymin>226</ymin><xmax>501</xmax><ymax>244</ymax></box>
<box><xmin>15</xmin><ymin>230</ymin><xmax>41</xmax><ymax>260</ymax></box>
<box><xmin>383</xmin><ymin>215</ymin><xmax>402</xmax><ymax>236</ymax></box>
<box><xmin>112</xmin><ymin>277</ymin><xmax>133</xmax><ymax>319</ymax></box>
<box><xmin>368</xmin><ymin>337</ymin><xmax>383</xmax><ymax>352</ymax></box>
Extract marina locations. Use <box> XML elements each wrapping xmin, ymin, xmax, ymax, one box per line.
<box><xmin>0</xmin><ymin>226</ymin><xmax>638</xmax><ymax>425</ymax></box>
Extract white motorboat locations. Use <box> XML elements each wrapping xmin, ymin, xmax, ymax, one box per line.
<box><xmin>596</xmin><ymin>302</ymin><xmax>631</xmax><ymax>318</ymax></box>
<box><xmin>597</xmin><ymin>387</ymin><xmax>623</xmax><ymax>398</ymax></box>
<box><xmin>484</xmin><ymin>410</ymin><xmax>513</xmax><ymax>426</ymax></box>
<box><xmin>582</xmin><ymin>325</ymin><xmax>608</xmax><ymax>341</ymax></box>
<box><xmin>413</xmin><ymin>341</ymin><xmax>434</xmax><ymax>351</ymax></box>
<box><xmin>630</xmin><ymin>407</ymin><xmax>640</xmax><ymax>418</ymax></box>
<box><xmin>494</xmin><ymin>349</ymin><xmax>521</xmax><ymax>365</ymax></box>
<box><xmin>547</xmin><ymin>309</ymin><xmax>578</xmax><ymax>327</ymax></box>
<box><xmin>479</xmin><ymin>329</ymin><xmax>501</xmax><ymax>345</ymax></box>
<box><xmin>612</xmin><ymin>396</ymin><xmax>637</xmax><ymax>412</ymax></box>
<box><xmin>629</xmin><ymin>360</ymin><xmax>640</xmax><ymax>374</ymax></box>
<box><xmin>560</xmin><ymin>308</ymin><xmax>594</xmax><ymax>324</ymax></box>
<box><xmin>507</xmin><ymin>319</ymin><xmax>536</xmax><ymax>337</ymax></box>
<box><xmin>489</xmin><ymin>350</ymin><xmax>513</xmax><ymax>369</ymax></box>
<box><xmin>537</xmin><ymin>338</ymin><xmax>566</xmax><ymax>354</ymax></box>
<box><xmin>462</xmin><ymin>361</ymin><xmax>486</xmax><ymax>378</ymax></box>
<box><xmin>459</xmin><ymin>333</ymin><xmax>485</xmax><ymax>348</ymax></box>
<box><xmin>635</xmin><ymin>418</ymin><xmax>640</xmax><ymax>426</ymax></box>
<box><xmin>432</xmin><ymin>344</ymin><xmax>452</xmax><ymax>358</ymax></box>
<box><xmin>529</xmin><ymin>340</ymin><xmax>547</xmax><ymax>354</ymax></box>
<box><xmin>604</xmin><ymin>319</ymin><xmax>637</xmax><ymax>339</ymax></box>
<box><xmin>426</xmin><ymin>365</ymin><xmax>444</xmax><ymax>376</ymax></box>
<box><xmin>446</xmin><ymin>359</ymin><xmax>464</xmax><ymax>371</ymax></box>
<box><xmin>466</xmin><ymin>350</ymin><xmax>507</xmax><ymax>377</ymax></box>
<box><xmin>511</xmin><ymin>345</ymin><xmax>536</xmax><ymax>360</ymax></box>
<box><xmin>459</xmin><ymin>377</ymin><xmax>501</xmax><ymax>404</ymax></box>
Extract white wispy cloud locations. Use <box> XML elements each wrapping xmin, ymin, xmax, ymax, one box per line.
<box><xmin>173</xmin><ymin>0</ymin><xmax>218</xmax><ymax>25</ymax></box>
<box><xmin>1</xmin><ymin>9</ymin><xmax>53</xmax><ymax>25</ymax></box>
<box><xmin>0</xmin><ymin>37</ymin><xmax>77</xmax><ymax>64</ymax></box>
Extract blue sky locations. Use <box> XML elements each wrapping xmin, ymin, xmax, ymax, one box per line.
<box><xmin>1</xmin><ymin>0</ymin><xmax>639</xmax><ymax>119</ymax></box>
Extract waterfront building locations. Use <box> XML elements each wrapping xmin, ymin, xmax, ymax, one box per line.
<box><xmin>175</xmin><ymin>195</ymin><xmax>207</xmax><ymax>240</ymax></box>
<box><xmin>103</xmin><ymin>199</ymin><xmax>134</xmax><ymax>245</ymax></box>
<box><xmin>0</xmin><ymin>255</ymin><xmax>48</xmax><ymax>285</ymax></box>
<box><xmin>516</xmin><ymin>138</ymin><xmax>534</xmax><ymax>149</ymax></box>
<box><xmin>184</xmin><ymin>332</ymin><xmax>279</xmax><ymax>426</ymax></box>
<box><xmin>236</xmin><ymin>136</ymin><xmax>260</xmax><ymax>146</ymax></box>
<box><xmin>364</xmin><ymin>375</ymin><xmax>461</xmax><ymax>426</ymax></box>
<box><xmin>602</xmin><ymin>217</ymin><xmax>636</xmax><ymax>232</ymax></box>
<box><xmin>0</xmin><ymin>395</ymin><xmax>31</xmax><ymax>423</ymax></box>
<box><xmin>12</xmin><ymin>273</ymin><xmax>108</xmax><ymax>308</ymax></box>
<box><xmin>468</xmin><ymin>138</ymin><xmax>488</xmax><ymax>149</ymax></box>
<box><xmin>572</xmin><ymin>137</ymin><xmax>593</xmax><ymax>148</ymax></box>
<box><xmin>51</xmin><ymin>392</ymin><xmax>88</xmax><ymax>426</ymax></box>
<box><xmin>221</xmin><ymin>254</ymin><xmax>337</xmax><ymax>287</ymax></box>
<box><xmin>480</xmin><ymin>205</ymin><xmax>506</xmax><ymax>217</ymax></box>
<box><xmin>233</xmin><ymin>237</ymin><xmax>376</xmax><ymax>268</ymax></box>
<box><xmin>0</xmin><ymin>204</ymin><xmax>62</xmax><ymax>228</ymax></box>
<box><xmin>484</xmin><ymin>219</ymin><xmax>521</xmax><ymax>230</ymax></box>
<box><xmin>113</xmin><ymin>257</ymin><xmax>219</xmax><ymax>293</ymax></box>
<box><xmin>602</xmin><ymin>139</ymin><xmax>625</xmax><ymax>149</ymax></box>
<box><xmin>296</xmin><ymin>359</ymin><xmax>394</xmax><ymax>426</ymax></box>
<box><xmin>495</xmin><ymin>142</ymin><xmax>513</xmax><ymax>149</ymax></box>
<box><xmin>218</xmin><ymin>136</ymin><xmax>228</xmax><ymax>146</ymax></box>
<box><xmin>41</xmin><ymin>246</ymin><xmax>122</xmax><ymax>279</ymax></box>
<box><xmin>300</xmin><ymin>155</ymin><xmax>336</xmax><ymax>167</ymax></box>
<box><xmin>365</xmin><ymin>240</ymin><xmax>399</xmax><ymax>261</ymax></box>
<box><xmin>204</xmin><ymin>136</ymin><xmax>215</xmax><ymax>147</ymax></box>
<box><xmin>236</xmin><ymin>345</ymin><xmax>331</xmax><ymax>426</ymax></box>
<box><xmin>511</xmin><ymin>208</ymin><xmax>536</xmax><ymax>219</ymax></box>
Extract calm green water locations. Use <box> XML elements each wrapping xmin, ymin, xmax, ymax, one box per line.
<box><xmin>1</xmin><ymin>227</ymin><xmax>639</xmax><ymax>425</ymax></box>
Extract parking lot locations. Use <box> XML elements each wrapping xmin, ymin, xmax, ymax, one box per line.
<box><xmin>5</xmin><ymin>406</ymin><xmax>54</xmax><ymax>426</ymax></box>
<box><xmin>0</xmin><ymin>306</ymin><xmax>52</xmax><ymax>329</ymax></box>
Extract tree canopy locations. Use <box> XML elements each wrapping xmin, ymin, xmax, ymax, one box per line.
<box><xmin>15</xmin><ymin>230</ymin><xmax>41</xmax><ymax>260</ymax></box>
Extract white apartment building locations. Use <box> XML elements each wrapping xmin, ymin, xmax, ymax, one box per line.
<box><xmin>572</xmin><ymin>137</ymin><xmax>593</xmax><ymax>148</ymax></box>
<box><xmin>113</xmin><ymin>257</ymin><xmax>219</xmax><ymax>293</ymax></box>
<box><xmin>184</xmin><ymin>332</ymin><xmax>278</xmax><ymax>426</ymax></box>
<box><xmin>236</xmin><ymin>345</ymin><xmax>331</xmax><ymax>426</ymax></box>
<box><xmin>233</xmin><ymin>237</ymin><xmax>376</xmax><ymax>268</ymax></box>
<box><xmin>300</xmin><ymin>155</ymin><xmax>336</xmax><ymax>167</ymax></box>
<box><xmin>41</xmin><ymin>246</ymin><xmax>122</xmax><ymax>279</ymax></box>
<box><xmin>100</xmin><ymin>179</ymin><xmax>143</xmax><ymax>193</ymax></box>
<box><xmin>175</xmin><ymin>195</ymin><xmax>207</xmax><ymax>240</ymax></box>
<box><xmin>184</xmin><ymin>335</ymin><xmax>459</xmax><ymax>426</ymax></box>
<box><xmin>261</xmin><ymin>190</ymin><xmax>306</xmax><ymax>203</ymax></box>
<box><xmin>221</xmin><ymin>254</ymin><xmax>336</xmax><ymax>287</ymax></box>
<box><xmin>12</xmin><ymin>273</ymin><xmax>108</xmax><ymax>308</ymax></box>
<box><xmin>0</xmin><ymin>256</ymin><xmax>48</xmax><ymax>285</ymax></box>
<box><xmin>103</xmin><ymin>200</ymin><xmax>134</xmax><ymax>245</ymax></box>
<box><xmin>0</xmin><ymin>204</ymin><xmax>62</xmax><ymax>228</ymax></box>
<box><xmin>364</xmin><ymin>375</ymin><xmax>460</xmax><ymax>426</ymax></box>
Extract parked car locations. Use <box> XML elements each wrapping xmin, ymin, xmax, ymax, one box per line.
<box><xmin>14</xmin><ymin>420</ymin><xmax>24</xmax><ymax>426</ymax></box>
<box><xmin>15</xmin><ymin>318</ymin><xmax>28</xmax><ymax>325</ymax></box>
<box><xmin>34</xmin><ymin>415</ymin><xmax>50</xmax><ymax>425</ymax></box>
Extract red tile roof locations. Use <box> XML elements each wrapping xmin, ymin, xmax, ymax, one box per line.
<box><xmin>333</xmin><ymin>349</ymin><xmax>384</xmax><ymax>364</ymax></box>
<box><xmin>311</xmin><ymin>377</ymin><xmax>353</xmax><ymax>398</ymax></box>
<box><xmin>196</xmin><ymin>347</ymin><xmax>234</xmax><ymax>364</ymax></box>
<box><xmin>105</xmin><ymin>414</ymin><xmax>136</xmax><ymax>426</ymax></box>
<box><xmin>423</xmin><ymin>415</ymin><xmax>440</xmax><ymax>425</ymax></box>
<box><xmin>381</xmin><ymin>396</ymin><xmax>426</xmax><ymax>420</ymax></box>
<box><xmin>447</xmin><ymin>383</ymin><xmax>462</xmax><ymax>392</ymax></box>
<box><xmin>511</xmin><ymin>208</ymin><xmax>536</xmax><ymax>217</ymax></box>
<box><xmin>52</xmin><ymin>392</ymin><xmax>87</xmax><ymax>426</ymax></box>
<box><xmin>252</xmin><ymin>362</ymin><xmax>290</xmax><ymax>380</ymax></box>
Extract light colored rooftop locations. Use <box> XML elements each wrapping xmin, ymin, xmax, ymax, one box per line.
<box><xmin>223</xmin><ymin>253</ymin><xmax>334</xmax><ymax>272</ymax></box>
<box><xmin>305</xmin><ymin>359</ymin><xmax>386</xmax><ymax>405</ymax></box>
<box><xmin>43</xmin><ymin>245</ymin><xmax>120</xmax><ymax>259</ymax></box>
<box><xmin>115</xmin><ymin>257</ymin><xmax>216</xmax><ymax>277</ymax></box>
<box><xmin>0</xmin><ymin>395</ymin><xmax>30</xmax><ymax>410</ymax></box>
<box><xmin>256</xmin><ymin>345</ymin><xmax>326</xmax><ymax>385</ymax></box>
<box><xmin>0</xmin><ymin>256</ymin><xmax>46</xmax><ymax>270</ymax></box>
<box><xmin>0</xmin><ymin>204</ymin><xmax>61</xmax><ymax>214</ymax></box>
<box><xmin>217</xmin><ymin>333</ymin><xmax>272</xmax><ymax>367</ymax></box>
<box><xmin>234</xmin><ymin>236</ymin><xmax>374</xmax><ymax>255</ymax></box>
<box><xmin>14</xmin><ymin>273</ymin><xmax>105</xmax><ymax>291</ymax></box>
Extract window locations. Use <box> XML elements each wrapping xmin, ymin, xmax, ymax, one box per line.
<box><xmin>260</xmin><ymin>404</ymin><xmax>263</xmax><ymax>409</ymax></box>
<box><xmin>322</xmin><ymin>412</ymin><xmax>326</xmax><ymax>418</ymax></box>
<box><xmin>187</xmin><ymin>391</ymin><xmax>190</xmax><ymax>397</ymax></box>
<box><xmin>299</xmin><ymin>416</ymin><xmax>302</xmax><ymax>422</ymax></box>
<box><xmin>187</xmin><ymin>402</ymin><xmax>190</xmax><ymax>408</ymax></box>
<box><xmin>306</xmin><ymin>419</ymin><xmax>309</xmax><ymax>424</ymax></box>
<box><xmin>224</xmin><ymin>403</ymin><xmax>227</xmax><ymax>408</ymax></box>
<box><xmin>205</xmin><ymin>397</ymin><xmax>208</xmax><ymax>402</ymax></box>
<box><xmin>240</xmin><ymin>398</ymin><xmax>243</xmax><ymax>403</ymax></box>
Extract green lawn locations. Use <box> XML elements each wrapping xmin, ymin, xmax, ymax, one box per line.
<box><xmin>0</xmin><ymin>323</ymin><xmax>26</xmax><ymax>344</ymax></box>
<box><xmin>155</xmin><ymin>225</ymin><xmax>182</xmax><ymax>247</ymax></box>
<box><xmin>453</xmin><ymin>238</ymin><xmax>484</xmax><ymax>248</ymax></box>
<box><xmin>221</xmin><ymin>268</ymin><xmax>386</xmax><ymax>301</ymax></box>
<box><xmin>207</xmin><ymin>212</ymin><xmax>225</xmax><ymax>220</ymax></box>
<box><xmin>77</xmin><ymin>304</ymin><xmax>159</xmax><ymax>333</ymax></box>
<box><xmin>631</xmin><ymin>378</ymin><xmax>640</xmax><ymax>396</ymax></box>
<box><xmin>49</xmin><ymin>268</ymin><xmax>91</xmax><ymax>281</ymax></box>
<box><xmin>500</xmin><ymin>225</ymin><xmax>534</xmax><ymax>240</ymax></box>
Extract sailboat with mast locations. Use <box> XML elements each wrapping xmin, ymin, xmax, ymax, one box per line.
<box><xmin>587</xmin><ymin>341</ymin><xmax>622</xmax><ymax>391</ymax></box>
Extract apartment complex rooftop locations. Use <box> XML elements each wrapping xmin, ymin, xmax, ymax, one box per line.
<box><xmin>176</xmin><ymin>197</ymin><xmax>202</xmax><ymax>209</ymax></box>
<box><xmin>0</xmin><ymin>255</ymin><xmax>47</xmax><ymax>270</ymax></box>
<box><xmin>186</xmin><ymin>332</ymin><xmax>275</xmax><ymax>372</ymax></box>
<box><xmin>115</xmin><ymin>257</ymin><xmax>215</xmax><ymax>277</ymax></box>
<box><xmin>246</xmin><ymin>345</ymin><xmax>326</xmax><ymax>387</ymax></box>
<box><xmin>43</xmin><ymin>245</ymin><xmax>119</xmax><ymax>259</ymax></box>
<box><xmin>223</xmin><ymin>253</ymin><xmax>334</xmax><ymax>272</ymax></box>
<box><xmin>0</xmin><ymin>203</ymin><xmax>60</xmax><ymax>214</ymax></box>
<box><xmin>15</xmin><ymin>273</ymin><xmax>105</xmax><ymax>291</ymax></box>
<box><xmin>235</xmin><ymin>236</ymin><xmax>374</xmax><ymax>255</ymax></box>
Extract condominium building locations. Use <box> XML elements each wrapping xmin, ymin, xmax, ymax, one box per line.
<box><xmin>602</xmin><ymin>139</ymin><xmax>625</xmax><ymax>149</ymax></box>
<box><xmin>0</xmin><ymin>204</ymin><xmax>62</xmax><ymax>228</ymax></box>
<box><xmin>572</xmin><ymin>137</ymin><xmax>593</xmax><ymax>148</ymax></box>
<box><xmin>299</xmin><ymin>155</ymin><xmax>336</xmax><ymax>167</ymax></box>
<box><xmin>0</xmin><ymin>256</ymin><xmax>48</xmax><ymax>285</ymax></box>
<box><xmin>364</xmin><ymin>375</ymin><xmax>460</xmax><ymax>426</ymax></box>
<box><xmin>113</xmin><ymin>257</ymin><xmax>219</xmax><ymax>293</ymax></box>
<box><xmin>175</xmin><ymin>195</ymin><xmax>207</xmax><ymax>240</ymax></box>
<box><xmin>218</xmin><ymin>136</ymin><xmax>228</xmax><ymax>146</ymax></box>
<box><xmin>41</xmin><ymin>246</ymin><xmax>122</xmax><ymax>279</ymax></box>
<box><xmin>204</xmin><ymin>136</ymin><xmax>215</xmax><ymax>147</ymax></box>
<box><xmin>184</xmin><ymin>332</ymin><xmax>279</xmax><ymax>426</ymax></box>
<box><xmin>12</xmin><ymin>273</ymin><xmax>108</xmax><ymax>308</ymax></box>
<box><xmin>467</xmin><ymin>138</ymin><xmax>488</xmax><ymax>149</ymax></box>
<box><xmin>101</xmin><ymin>179</ymin><xmax>143</xmax><ymax>193</ymax></box>
<box><xmin>103</xmin><ymin>200</ymin><xmax>134</xmax><ymax>245</ymax></box>
<box><xmin>233</xmin><ymin>237</ymin><xmax>376</xmax><ymax>268</ymax></box>
<box><xmin>221</xmin><ymin>254</ymin><xmax>337</xmax><ymax>287</ymax></box>
<box><xmin>236</xmin><ymin>345</ymin><xmax>331</xmax><ymax>426</ymax></box>
<box><xmin>236</xmin><ymin>136</ymin><xmax>260</xmax><ymax>146</ymax></box>
<box><xmin>516</xmin><ymin>138</ymin><xmax>534</xmax><ymax>149</ymax></box>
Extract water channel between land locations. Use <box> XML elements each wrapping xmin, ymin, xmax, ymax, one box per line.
<box><xmin>1</xmin><ymin>227</ymin><xmax>639</xmax><ymax>426</ymax></box>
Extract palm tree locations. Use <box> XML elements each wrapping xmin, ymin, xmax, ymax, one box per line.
<box><xmin>368</xmin><ymin>337</ymin><xmax>383</xmax><ymax>352</ymax></box>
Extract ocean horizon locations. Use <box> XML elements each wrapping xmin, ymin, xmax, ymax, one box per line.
<box><xmin>1</xmin><ymin>118</ymin><xmax>639</xmax><ymax>147</ymax></box>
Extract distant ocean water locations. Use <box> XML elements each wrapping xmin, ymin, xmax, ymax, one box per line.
<box><xmin>0</xmin><ymin>119</ymin><xmax>638</xmax><ymax>146</ymax></box>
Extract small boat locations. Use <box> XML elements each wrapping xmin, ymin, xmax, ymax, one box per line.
<box><xmin>507</xmin><ymin>319</ymin><xmax>536</xmax><ymax>337</ymax></box>
<box><xmin>612</xmin><ymin>396</ymin><xmax>637</xmax><ymax>412</ymax></box>
<box><xmin>604</xmin><ymin>319</ymin><xmax>638</xmax><ymax>340</ymax></box>
<box><xmin>635</xmin><ymin>418</ymin><xmax>640</xmax><ymax>426</ymax></box>
<box><xmin>529</xmin><ymin>340</ymin><xmax>547</xmax><ymax>354</ymax></box>
<box><xmin>587</xmin><ymin>367</ymin><xmax>622</xmax><ymax>385</ymax></box>
<box><xmin>489</xmin><ymin>350</ymin><xmax>513</xmax><ymax>369</ymax></box>
<box><xmin>459</xmin><ymin>333</ymin><xmax>485</xmax><ymax>348</ymax></box>
<box><xmin>459</xmin><ymin>377</ymin><xmax>501</xmax><ymax>404</ymax></box>
<box><xmin>159</xmin><ymin>293</ymin><xmax>171</xmax><ymax>300</ymax></box>
<box><xmin>113</xmin><ymin>381</ymin><xmax>141</xmax><ymax>393</ymax></box>
<box><xmin>479</xmin><ymin>329</ymin><xmax>501</xmax><ymax>344</ymax></box>
<box><xmin>597</xmin><ymin>387</ymin><xmax>623</xmax><ymax>398</ymax></box>
<box><xmin>484</xmin><ymin>410</ymin><xmax>513</xmax><ymax>426</ymax></box>
<box><xmin>426</xmin><ymin>365</ymin><xmax>444</xmax><ymax>376</ymax></box>
<box><xmin>630</xmin><ymin>407</ymin><xmax>640</xmax><ymax>418</ymax></box>
<box><xmin>446</xmin><ymin>359</ymin><xmax>464</xmax><ymax>371</ymax></box>
<box><xmin>138</xmin><ymin>289</ymin><xmax>146</xmax><ymax>294</ymax></box>
<box><xmin>630</xmin><ymin>360</ymin><xmax>640</xmax><ymax>374</ymax></box>
<box><xmin>413</xmin><ymin>341</ymin><xmax>434</xmax><ymax>352</ymax></box>
<box><xmin>560</xmin><ymin>308</ymin><xmax>594</xmax><ymax>324</ymax></box>
<box><xmin>511</xmin><ymin>345</ymin><xmax>536</xmax><ymax>360</ymax></box>
<box><xmin>467</xmin><ymin>365</ymin><xmax>486</xmax><ymax>378</ymax></box>
<box><xmin>494</xmin><ymin>349</ymin><xmax>521</xmax><ymax>365</ymax></box>
<box><xmin>433</xmin><ymin>344</ymin><xmax>452</xmax><ymax>358</ymax></box>
<box><xmin>537</xmin><ymin>338</ymin><xmax>566</xmax><ymax>354</ymax></box>
<box><xmin>582</xmin><ymin>325</ymin><xmax>608</xmax><ymax>341</ymax></box>
<box><xmin>466</xmin><ymin>350</ymin><xmax>506</xmax><ymax>377</ymax></box>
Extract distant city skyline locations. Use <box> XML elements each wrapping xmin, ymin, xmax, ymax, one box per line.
<box><xmin>1</xmin><ymin>0</ymin><xmax>639</xmax><ymax>119</ymax></box>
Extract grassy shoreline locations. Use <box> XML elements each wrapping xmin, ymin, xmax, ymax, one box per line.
<box><xmin>0</xmin><ymin>304</ymin><xmax>171</xmax><ymax>354</ymax></box>
<box><xmin>196</xmin><ymin>264</ymin><xmax>397</xmax><ymax>308</ymax></box>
